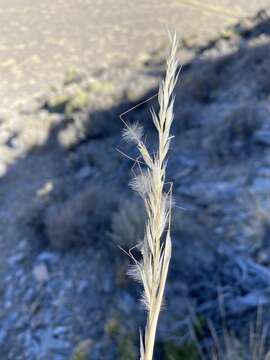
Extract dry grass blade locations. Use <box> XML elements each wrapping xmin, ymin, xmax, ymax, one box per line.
<box><xmin>122</xmin><ymin>34</ymin><xmax>179</xmax><ymax>360</ymax></box>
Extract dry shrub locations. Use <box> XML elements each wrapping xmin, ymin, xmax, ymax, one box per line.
<box><xmin>179</xmin><ymin>66</ymin><xmax>219</xmax><ymax>104</ymax></box>
<box><xmin>45</xmin><ymin>185</ymin><xmax>115</xmax><ymax>249</ymax></box>
<box><xmin>109</xmin><ymin>197</ymin><xmax>146</xmax><ymax>250</ymax></box>
<box><xmin>46</xmin><ymin>85</ymin><xmax>90</xmax><ymax>115</ymax></box>
<box><xmin>110</xmin><ymin>197</ymin><xmax>183</xmax><ymax>250</ymax></box>
<box><xmin>258</xmin><ymin>61</ymin><xmax>270</xmax><ymax>95</ymax></box>
<box><xmin>70</xmin><ymin>339</ymin><xmax>92</xmax><ymax>360</ymax></box>
<box><xmin>206</xmin><ymin>310</ymin><xmax>270</xmax><ymax>360</ymax></box>
<box><xmin>173</xmin><ymin>107</ymin><xmax>200</xmax><ymax>132</ymax></box>
<box><xmin>206</xmin><ymin>104</ymin><xmax>262</xmax><ymax>162</ymax></box>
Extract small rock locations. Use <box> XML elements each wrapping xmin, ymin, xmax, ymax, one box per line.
<box><xmin>77</xmin><ymin>280</ymin><xmax>88</xmax><ymax>294</ymax></box>
<box><xmin>257</xmin><ymin>167</ymin><xmax>270</xmax><ymax>178</ymax></box>
<box><xmin>8</xmin><ymin>253</ymin><xmax>25</xmax><ymax>267</ymax></box>
<box><xmin>36</xmin><ymin>181</ymin><xmax>54</xmax><ymax>197</ymax></box>
<box><xmin>37</xmin><ymin>251</ymin><xmax>60</xmax><ymax>265</ymax></box>
<box><xmin>41</xmin><ymin>330</ymin><xmax>70</xmax><ymax>353</ymax></box>
<box><xmin>53</xmin><ymin>326</ymin><xmax>68</xmax><ymax>336</ymax></box>
<box><xmin>254</xmin><ymin>129</ymin><xmax>270</xmax><ymax>146</ymax></box>
<box><xmin>4</xmin><ymin>300</ymin><xmax>12</xmax><ymax>309</ymax></box>
<box><xmin>33</xmin><ymin>263</ymin><xmax>49</xmax><ymax>284</ymax></box>
<box><xmin>23</xmin><ymin>288</ymin><xmax>36</xmax><ymax>303</ymax></box>
<box><xmin>5</xmin><ymin>284</ymin><xmax>14</xmax><ymax>302</ymax></box>
<box><xmin>9</xmin><ymin>312</ymin><xmax>19</xmax><ymax>324</ymax></box>
<box><xmin>15</xmin><ymin>268</ymin><xmax>24</xmax><ymax>279</ymax></box>
<box><xmin>17</xmin><ymin>239</ymin><xmax>28</xmax><ymax>251</ymax></box>
<box><xmin>252</xmin><ymin>177</ymin><xmax>270</xmax><ymax>193</ymax></box>
<box><xmin>0</xmin><ymin>329</ymin><xmax>7</xmax><ymax>344</ymax></box>
<box><xmin>15</xmin><ymin>315</ymin><xmax>28</xmax><ymax>330</ymax></box>
<box><xmin>76</xmin><ymin>165</ymin><xmax>93</xmax><ymax>179</ymax></box>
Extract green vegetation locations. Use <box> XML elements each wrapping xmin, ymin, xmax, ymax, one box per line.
<box><xmin>105</xmin><ymin>316</ymin><xmax>121</xmax><ymax>339</ymax></box>
<box><xmin>70</xmin><ymin>339</ymin><xmax>92</xmax><ymax>360</ymax></box>
<box><xmin>65</xmin><ymin>88</ymin><xmax>90</xmax><ymax>115</ymax></box>
<box><xmin>86</xmin><ymin>79</ymin><xmax>115</xmax><ymax>93</ymax></box>
<box><xmin>117</xmin><ymin>335</ymin><xmax>137</xmax><ymax>360</ymax></box>
<box><xmin>47</xmin><ymin>93</ymin><xmax>69</xmax><ymax>113</ymax></box>
<box><xmin>47</xmin><ymin>86</ymin><xmax>90</xmax><ymax>115</ymax></box>
<box><xmin>64</xmin><ymin>66</ymin><xmax>80</xmax><ymax>86</ymax></box>
<box><xmin>163</xmin><ymin>341</ymin><xmax>199</xmax><ymax>360</ymax></box>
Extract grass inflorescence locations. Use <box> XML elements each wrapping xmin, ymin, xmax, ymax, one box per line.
<box><xmin>122</xmin><ymin>34</ymin><xmax>179</xmax><ymax>360</ymax></box>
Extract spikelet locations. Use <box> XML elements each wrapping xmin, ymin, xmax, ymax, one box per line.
<box><xmin>129</xmin><ymin>171</ymin><xmax>152</xmax><ymax>198</ymax></box>
<box><xmin>122</xmin><ymin>122</ymin><xmax>144</xmax><ymax>143</ymax></box>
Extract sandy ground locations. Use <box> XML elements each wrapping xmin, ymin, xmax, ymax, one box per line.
<box><xmin>0</xmin><ymin>0</ymin><xmax>269</xmax><ymax>112</ymax></box>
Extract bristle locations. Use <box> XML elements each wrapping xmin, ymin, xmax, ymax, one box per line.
<box><xmin>127</xmin><ymin>263</ymin><xmax>143</xmax><ymax>283</ymax></box>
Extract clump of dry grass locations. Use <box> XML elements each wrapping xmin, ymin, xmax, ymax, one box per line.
<box><xmin>109</xmin><ymin>196</ymin><xmax>184</xmax><ymax>250</ymax></box>
<box><xmin>188</xmin><ymin>299</ymin><xmax>270</xmax><ymax>360</ymax></box>
<box><xmin>207</xmin><ymin>309</ymin><xmax>270</xmax><ymax>360</ymax></box>
<box><xmin>205</xmin><ymin>104</ymin><xmax>262</xmax><ymax>162</ymax></box>
<box><xmin>122</xmin><ymin>35</ymin><xmax>179</xmax><ymax>360</ymax></box>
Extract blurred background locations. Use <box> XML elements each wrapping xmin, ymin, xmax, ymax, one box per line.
<box><xmin>1</xmin><ymin>1</ymin><xmax>270</xmax><ymax>359</ymax></box>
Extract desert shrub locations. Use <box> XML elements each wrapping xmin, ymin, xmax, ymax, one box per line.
<box><xmin>234</xmin><ymin>11</ymin><xmax>270</xmax><ymax>40</ymax></box>
<box><xmin>72</xmin><ymin>138</ymin><xmax>123</xmax><ymax>176</ymax></box>
<box><xmin>45</xmin><ymin>185</ymin><xmax>116</xmax><ymax>249</ymax></box>
<box><xmin>162</xmin><ymin>340</ymin><xmax>199</xmax><ymax>360</ymax></box>
<box><xmin>207</xmin><ymin>319</ymin><xmax>270</xmax><ymax>360</ymax></box>
<box><xmin>156</xmin><ymin>310</ymin><xmax>270</xmax><ymax>360</ymax></box>
<box><xmin>109</xmin><ymin>197</ymin><xmax>145</xmax><ymax>250</ymax></box>
<box><xmin>206</xmin><ymin>104</ymin><xmax>262</xmax><ymax>161</ymax></box>
<box><xmin>70</xmin><ymin>339</ymin><xmax>92</xmax><ymax>360</ymax></box>
<box><xmin>213</xmin><ymin>53</ymin><xmax>237</xmax><ymax>75</ymax></box>
<box><xmin>186</xmin><ymin>301</ymin><xmax>270</xmax><ymax>360</ymax></box>
<box><xmin>11</xmin><ymin>115</ymin><xmax>56</xmax><ymax>151</ymax></box>
<box><xmin>46</xmin><ymin>85</ymin><xmax>90</xmax><ymax>115</ymax></box>
<box><xmin>65</xmin><ymin>88</ymin><xmax>90</xmax><ymax>115</ymax></box>
<box><xmin>57</xmin><ymin>113</ymin><xmax>88</xmax><ymax>149</ymax></box>
<box><xmin>64</xmin><ymin>66</ymin><xmax>80</xmax><ymax>86</ymax></box>
<box><xmin>85</xmin><ymin>78</ymin><xmax>115</xmax><ymax>94</ymax></box>
<box><xmin>117</xmin><ymin>335</ymin><xmax>137</xmax><ymax>360</ymax></box>
<box><xmin>104</xmin><ymin>315</ymin><xmax>121</xmax><ymax>339</ymax></box>
<box><xmin>257</xmin><ymin>61</ymin><xmax>270</xmax><ymax>95</ymax></box>
<box><xmin>46</xmin><ymin>93</ymin><xmax>70</xmax><ymax>113</ymax></box>
<box><xmin>18</xmin><ymin>195</ymin><xmax>54</xmax><ymax>249</ymax></box>
<box><xmin>173</xmin><ymin>107</ymin><xmax>200</xmax><ymax>132</ymax></box>
<box><xmin>109</xmin><ymin>196</ymin><xmax>183</xmax><ymax>250</ymax></box>
<box><xmin>235</xmin><ymin>45</ymin><xmax>269</xmax><ymax>76</ymax></box>
<box><xmin>179</xmin><ymin>66</ymin><xmax>219</xmax><ymax>104</ymax></box>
